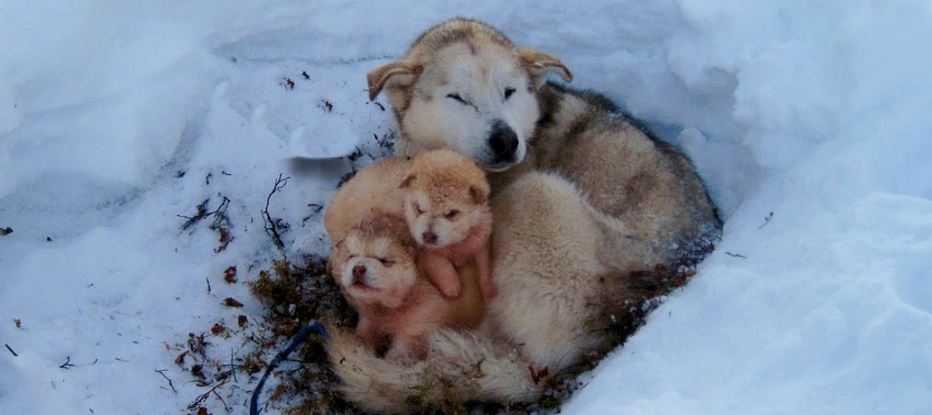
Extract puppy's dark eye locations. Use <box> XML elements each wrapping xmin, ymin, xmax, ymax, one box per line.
<box><xmin>378</xmin><ymin>258</ymin><xmax>394</xmax><ymax>267</ymax></box>
<box><xmin>414</xmin><ymin>202</ymin><xmax>425</xmax><ymax>215</ymax></box>
<box><xmin>446</xmin><ymin>93</ymin><xmax>468</xmax><ymax>105</ymax></box>
<box><xmin>504</xmin><ymin>87</ymin><xmax>516</xmax><ymax>100</ymax></box>
<box><xmin>445</xmin><ymin>209</ymin><xmax>460</xmax><ymax>220</ymax></box>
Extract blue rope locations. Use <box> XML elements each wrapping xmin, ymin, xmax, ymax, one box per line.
<box><xmin>249</xmin><ymin>320</ymin><xmax>329</xmax><ymax>415</ymax></box>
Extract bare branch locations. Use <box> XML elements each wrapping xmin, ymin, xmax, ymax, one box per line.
<box><xmin>179</xmin><ymin>199</ymin><xmax>211</xmax><ymax>231</ymax></box>
<box><xmin>186</xmin><ymin>378</ymin><xmax>230</xmax><ymax>411</ymax></box>
<box><xmin>155</xmin><ymin>369</ymin><xmax>177</xmax><ymax>393</ymax></box>
<box><xmin>262</xmin><ymin>173</ymin><xmax>291</xmax><ymax>251</ymax></box>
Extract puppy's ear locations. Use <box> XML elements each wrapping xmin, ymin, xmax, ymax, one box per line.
<box><xmin>399</xmin><ymin>174</ymin><xmax>417</xmax><ymax>189</ymax></box>
<box><xmin>519</xmin><ymin>49</ymin><xmax>573</xmax><ymax>87</ymax></box>
<box><xmin>367</xmin><ymin>61</ymin><xmax>423</xmax><ymax>101</ymax></box>
<box><xmin>469</xmin><ymin>185</ymin><xmax>488</xmax><ymax>205</ymax></box>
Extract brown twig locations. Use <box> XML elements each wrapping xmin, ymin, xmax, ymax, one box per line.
<box><xmin>186</xmin><ymin>378</ymin><xmax>230</xmax><ymax>411</ymax></box>
<box><xmin>4</xmin><ymin>344</ymin><xmax>17</xmax><ymax>357</ymax></box>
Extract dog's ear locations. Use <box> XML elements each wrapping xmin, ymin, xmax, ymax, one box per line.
<box><xmin>469</xmin><ymin>185</ymin><xmax>488</xmax><ymax>205</ymax></box>
<box><xmin>399</xmin><ymin>174</ymin><xmax>417</xmax><ymax>189</ymax></box>
<box><xmin>367</xmin><ymin>61</ymin><xmax>423</xmax><ymax>101</ymax></box>
<box><xmin>519</xmin><ymin>49</ymin><xmax>573</xmax><ymax>86</ymax></box>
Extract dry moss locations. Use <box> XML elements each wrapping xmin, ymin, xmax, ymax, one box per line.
<box><xmin>243</xmin><ymin>255</ymin><xmax>359</xmax><ymax>414</ymax></box>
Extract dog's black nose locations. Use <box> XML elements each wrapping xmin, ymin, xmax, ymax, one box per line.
<box><xmin>488</xmin><ymin>120</ymin><xmax>518</xmax><ymax>161</ymax></box>
<box><xmin>352</xmin><ymin>265</ymin><xmax>366</xmax><ymax>280</ymax></box>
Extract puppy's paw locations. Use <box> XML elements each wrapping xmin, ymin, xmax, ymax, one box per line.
<box><xmin>439</xmin><ymin>283</ymin><xmax>462</xmax><ymax>299</ymax></box>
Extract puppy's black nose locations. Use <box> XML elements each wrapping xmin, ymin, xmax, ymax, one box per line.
<box><xmin>352</xmin><ymin>265</ymin><xmax>366</xmax><ymax>280</ymax></box>
<box><xmin>488</xmin><ymin>120</ymin><xmax>518</xmax><ymax>161</ymax></box>
<box><xmin>422</xmin><ymin>231</ymin><xmax>438</xmax><ymax>244</ymax></box>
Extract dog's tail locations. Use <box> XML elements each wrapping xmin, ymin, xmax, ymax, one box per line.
<box><xmin>327</xmin><ymin>326</ymin><xmax>541</xmax><ymax>414</ymax></box>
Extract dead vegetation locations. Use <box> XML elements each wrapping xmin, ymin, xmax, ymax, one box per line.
<box><xmin>262</xmin><ymin>174</ymin><xmax>291</xmax><ymax>252</ymax></box>
<box><xmin>174</xmin><ymin>255</ymin><xmax>360</xmax><ymax>414</ymax></box>
<box><xmin>178</xmin><ymin>195</ymin><xmax>234</xmax><ymax>253</ymax></box>
<box><xmin>247</xmin><ymin>256</ymin><xmax>360</xmax><ymax>414</ymax></box>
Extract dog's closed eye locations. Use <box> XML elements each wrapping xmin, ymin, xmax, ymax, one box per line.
<box><xmin>446</xmin><ymin>93</ymin><xmax>468</xmax><ymax>105</ymax></box>
<box><xmin>504</xmin><ymin>87</ymin><xmax>516</xmax><ymax>100</ymax></box>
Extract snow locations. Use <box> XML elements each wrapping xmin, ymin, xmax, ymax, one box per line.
<box><xmin>1</xmin><ymin>1</ymin><xmax>930</xmax><ymax>414</ymax></box>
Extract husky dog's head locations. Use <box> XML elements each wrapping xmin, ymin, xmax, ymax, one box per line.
<box><xmin>329</xmin><ymin>214</ymin><xmax>419</xmax><ymax>308</ymax></box>
<box><xmin>367</xmin><ymin>18</ymin><xmax>572</xmax><ymax>171</ymax></box>
<box><xmin>399</xmin><ymin>149</ymin><xmax>490</xmax><ymax>247</ymax></box>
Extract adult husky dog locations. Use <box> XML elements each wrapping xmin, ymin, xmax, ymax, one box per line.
<box><xmin>327</xmin><ymin>18</ymin><xmax>721</xmax><ymax>413</ymax></box>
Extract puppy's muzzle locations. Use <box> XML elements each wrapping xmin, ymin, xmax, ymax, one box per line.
<box><xmin>352</xmin><ymin>264</ymin><xmax>367</xmax><ymax>283</ymax></box>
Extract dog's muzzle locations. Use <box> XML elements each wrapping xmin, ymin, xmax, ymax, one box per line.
<box><xmin>488</xmin><ymin>120</ymin><xmax>519</xmax><ymax>164</ymax></box>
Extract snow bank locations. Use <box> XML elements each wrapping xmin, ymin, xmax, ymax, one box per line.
<box><xmin>1</xmin><ymin>1</ymin><xmax>929</xmax><ymax>414</ymax></box>
<box><xmin>563</xmin><ymin>1</ymin><xmax>932</xmax><ymax>414</ymax></box>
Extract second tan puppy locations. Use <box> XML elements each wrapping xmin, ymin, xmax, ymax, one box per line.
<box><xmin>323</xmin><ymin>156</ymin><xmax>411</xmax><ymax>244</ymax></box>
<box><xmin>400</xmin><ymin>150</ymin><xmax>495</xmax><ymax>300</ymax></box>
<box><xmin>328</xmin><ymin>213</ymin><xmax>484</xmax><ymax>361</ymax></box>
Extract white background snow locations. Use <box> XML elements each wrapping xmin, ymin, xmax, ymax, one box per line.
<box><xmin>1</xmin><ymin>1</ymin><xmax>930</xmax><ymax>414</ymax></box>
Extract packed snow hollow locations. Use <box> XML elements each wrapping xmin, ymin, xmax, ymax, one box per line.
<box><xmin>1</xmin><ymin>1</ymin><xmax>931</xmax><ymax>414</ymax></box>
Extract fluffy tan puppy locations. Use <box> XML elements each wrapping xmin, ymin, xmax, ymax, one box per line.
<box><xmin>400</xmin><ymin>149</ymin><xmax>495</xmax><ymax>300</ymax></box>
<box><xmin>328</xmin><ymin>213</ymin><xmax>485</xmax><ymax>361</ymax></box>
<box><xmin>323</xmin><ymin>156</ymin><xmax>410</xmax><ymax>244</ymax></box>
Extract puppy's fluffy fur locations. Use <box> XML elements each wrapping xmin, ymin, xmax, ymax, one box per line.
<box><xmin>328</xmin><ymin>213</ymin><xmax>484</xmax><ymax>361</ymax></box>
<box><xmin>400</xmin><ymin>149</ymin><xmax>495</xmax><ymax>300</ymax></box>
